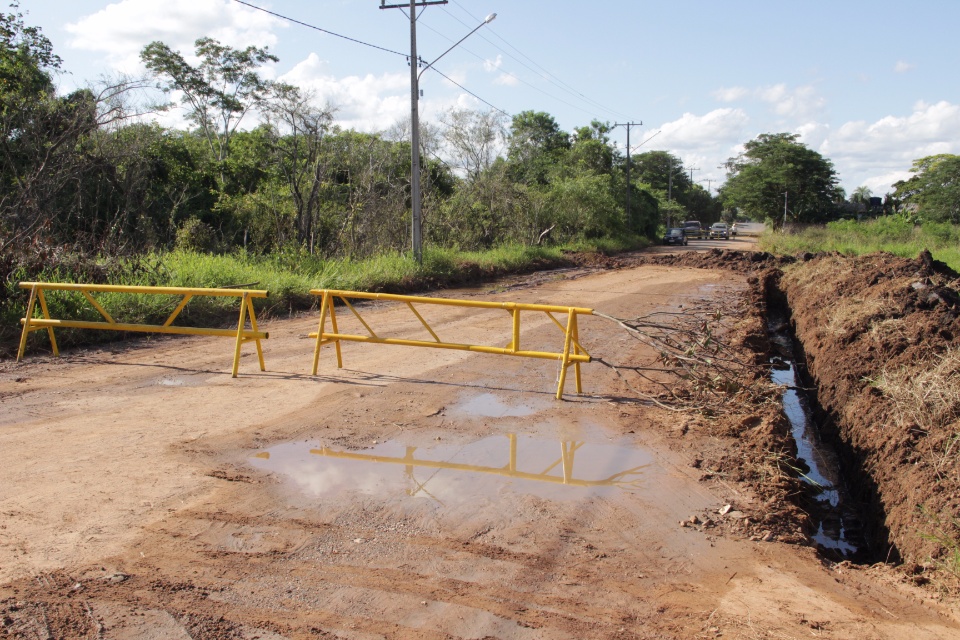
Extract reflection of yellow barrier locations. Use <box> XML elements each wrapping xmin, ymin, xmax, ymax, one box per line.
<box><xmin>17</xmin><ymin>282</ymin><xmax>269</xmax><ymax>377</ymax></box>
<box><xmin>308</xmin><ymin>289</ymin><xmax>593</xmax><ymax>399</ymax></box>
<box><xmin>307</xmin><ymin>435</ymin><xmax>646</xmax><ymax>491</ymax></box>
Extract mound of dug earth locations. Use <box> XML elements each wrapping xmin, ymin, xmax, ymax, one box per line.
<box><xmin>779</xmin><ymin>251</ymin><xmax>960</xmax><ymax>583</ymax></box>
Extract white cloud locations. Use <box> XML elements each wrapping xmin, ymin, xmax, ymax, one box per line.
<box><xmin>821</xmin><ymin>100</ymin><xmax>960</xmax><ymax>193</ymax></box>
<box><xmin>483</xmin><ymin>54</ymin><xmax>503</xmax><ymax>73</ymax></box>
<box><xmin>712</xmin><ymin>82</ymin><xmax>825</xmax><ymax>120</ymax></box>
<box><xmin>493</xmin><ymin>73</ymin><xmax>519</xmax><ymax>87</ymax></box>
<box><xmin>280</xmin><ymin>53</ymin><xmax>410</xmax><ymax>131</ymax></box>
<box><xmin>657</xmin><ymin>108</ymin><xmax>750</xmax><ymax>149</ymax></box>
<box><xmin>712</xmin><ymin>86</ymin><xmax>748</xmax><ymax>102</ymax></box>
<box><xmin>65</xmin><ymin>0</ymin><xmax>284</xmax><ymax>74</ymax></box>
<box><xmin>757</xmin><ymin>83</ymin><xmax>824</xmax><ymax>118</ymax></box>
<box><xmin>894</xmin><ymin>60</ymin><xmax>915</xmax><ymax>73</ymax></box>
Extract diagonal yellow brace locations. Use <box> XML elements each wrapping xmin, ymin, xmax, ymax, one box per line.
<box><xmin>16</xmin><ymin>284</ymin><xmax>38</xmax><ymax>362</ymax></box>
<box><xmin>163</xmin><ymin>294</ymin><xmax>193</xmax><ymax>327</ymax></box>
<box><xmin>406</xmin><ymin>301</ymin><xmax>441</xmax><ymax>343</ymax></box>
<box><xmin>36</xmin><ymin>289</ymin><xmax>59</xmax><ymax>356</ymax></box>
<box><xmin>231</xmin><ymin>292</ymin><xmax>249</xmax><ymax>378</ymax></box>
<box><xmin>340</xmin><ymin>296</ymin><xmax>378</xmax><ymax>339</ymax></box>
<box><xmin>545</xmin><ymin>310</ymin><xmax>590</xmax><ymax>359</ymax></box>
<box><xmin>82</xmin><ymin>290</ymin><xmax>115</xmax><ymax>324</ymax></box>
<box><xmin>244</xmin><ymin>294</ymin><xmax>266</xmax><ymax>371</ymax></box>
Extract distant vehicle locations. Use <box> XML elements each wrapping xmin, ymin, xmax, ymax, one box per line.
<box><xmin>662</xmin><ymin>228</ymin><xmax>688</xmax><ymax>246</ymax></box>
<box><xmin>681</xmin><ymin>221</ymin><xmax>704</xmax><ymax>239</ymax></box>
<box><xmin>708</xmin><ymin>222</ymin><xmax>729</xmax><ymax>240</ymax></box>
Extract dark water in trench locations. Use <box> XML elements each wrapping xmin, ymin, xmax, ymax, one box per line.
<box><xmin>769</xmin><ymin>321</ymin><xmax>867</xmax><ymax>560</ymax></box>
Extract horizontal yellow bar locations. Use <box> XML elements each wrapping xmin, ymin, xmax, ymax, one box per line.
<box><xmin>22</xmin><ymin>318</ymin><xmax>268</xmax><ymax>339</ymax></box>
<box><xmin>18</xmin><ymin>282</ymin><xmax>268</xmax><ymax>298</ymax></box>
<box><xmin>311</xmin><ymin>289</ymin><xmax>592</xmax><ymax>315</ymax></box>
<box><xmin>311</xmin><ymin>448</ymin><xmax>636</xmax><ymax>487</ymax></box>
<box><xmin>308</xmin><ymin>331</ymin><xmax>590</xmax><ymax>363</ymax></box>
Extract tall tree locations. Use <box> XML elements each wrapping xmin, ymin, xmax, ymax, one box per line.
<box><xmin>506</xmin><ymin>110</ymin><xmax>570</xmax><ymax>185</ymax></box>
<box><xmin>261</xmin><ymin>83</ymin><xmax>334</xmax><ymax>248</ymax></box>
<box><xmin>720</xmin><ymin>133</ymin><xmax>840</xmax><ymax>226</ymax></box>
<box><xmin>141</xmin><ymin>37</ymin><xmax>277</xmax><ymax>187</ymax></box>
<box><xmin>891</xmin><ymin>154</ymin><xmax>960</xmax><ymax>223</ymax></box>
<box><xmin>439</xmin><ymin>107</ymin><xmax>506</xmax><ymax>181</ymax></box>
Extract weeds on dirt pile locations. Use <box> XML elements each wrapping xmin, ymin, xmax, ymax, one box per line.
<box><xmin>758</xmin><ymin>217</ymin><xmax>960</xmax><ymax>271</ymax></box>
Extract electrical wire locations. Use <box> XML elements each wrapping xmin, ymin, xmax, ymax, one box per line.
<box><xmin>231</xmin><ymin>0</ymin><xmax>408</xmax><ymax>58</ymax></box>
<box><xmin>446</xmin><ymin>0</ymin><xmax>633</xmax><ymax>121</ymax></box>
<box><xmin>232</xmin><ymin>0</ymin><xmax>509</xmax><ymax>116</ymax></box>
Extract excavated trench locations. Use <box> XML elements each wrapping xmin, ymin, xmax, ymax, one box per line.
<box><xmin>766</xmin><ymin>305</ymin><xmax>870</xmax><ymax>562</ymax></box>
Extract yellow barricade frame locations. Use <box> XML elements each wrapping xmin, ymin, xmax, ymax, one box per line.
<box><xmin>308</xmin><ymin>289</ymin><xmax>593</xmax><ymax>399</ymax></box>
<box><xmin>17</xmin><ymin>282</ymin><xmax>269</xmax><ymax>377</ymax></box>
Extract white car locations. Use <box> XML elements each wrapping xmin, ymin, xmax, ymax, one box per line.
<box><xmin>708</xmin><ymin>222</ymin><xmax>729</xmax><ymax>240</ymax></box>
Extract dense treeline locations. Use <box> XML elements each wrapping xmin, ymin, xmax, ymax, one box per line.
<box><xmin>1</xmin><ymin>7</ymin><xmax>727</xmax><ymax>268</ymax></box>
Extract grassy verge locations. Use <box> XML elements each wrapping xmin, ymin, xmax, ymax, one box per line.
<box><xmin>3</xmin><ymin>237</ymin><xmax>644</xmax><ymax>359</ymax></box>
<box><xmin>758</xmin><ymin>217</ymin><xmax>960</xmax><ymax>272</ymax></box>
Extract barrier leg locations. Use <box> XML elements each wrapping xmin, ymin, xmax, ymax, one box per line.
<box><xmin>36</xmin><ymin>289</ymin><xmax>59</xmax><ymax>356</ymax></box>
<box><xmin>328</xmin><ymin>296</ymin><xmax>343</xmax><ymax>368</ymax></box>
<box><xmin>572</xmin><ymin>313</ymin><xmax>583</xmax><ymax>394</ymax></box>
<box><xmin>246</xmin><ymin>295</ymin><xmax>266</xmax><ymax>371</ymax></box>
<box><xmin>556</xmin><ymin>309</ymin><xmax>575</xmax><ymax>400</ymax></box>
<box><xmin>311</xmin><ymin>291</ymin><xmax>330</xmax><ymax>375</ymax></box>
<box><xmin>16</xmin><ymin>285</ymin><xmax>38</xmax><ymax>362</ymax></box>
<box><xmin>232</xmin><ymin>293</ymin><xmax>249</xmax><ymax>378</ymax></box>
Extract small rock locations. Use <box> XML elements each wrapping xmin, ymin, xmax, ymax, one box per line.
<box><xmin>718</xmin><ymin>504</ymin><xmax>732</xmax><ymax>516</ymax></box>
<box><xmin>727</xmin><ymin>510</ymin><xmax>746</xmax><ymax>519</ymax></box>
<box><xmin>761</xmin><ymin>531</ymin><xmax>774</xmax><ymax>542</ymax></box>
<box><xmin>353</xmin><ymin>538</ymin><xmax>364</xmax><ymax>544</ymax></box>
<box><xmin>688</xmin><ymin>515</ymin><xmax>700</xmax><ymax>525</ymax></box>
<box><xmin>679</xmin><ymin>520</ymin><xmax>689</xmax><ymax>528</ymax></box>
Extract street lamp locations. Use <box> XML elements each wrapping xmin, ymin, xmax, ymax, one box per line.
<box><xmin>382</xmin><ymin>1</ymin><xmax>496</xmax><ymax>264</ymax></box>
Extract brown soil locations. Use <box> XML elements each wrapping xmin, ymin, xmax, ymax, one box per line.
<box><xmin>778</xmin><ymin>251</ymin><xmax>960</xmax><ymax>581</ymax></box>
<box><xmin>1</xmin><ymin>247</ymin><xmax>958</xmax><ymax>639</ymax></box>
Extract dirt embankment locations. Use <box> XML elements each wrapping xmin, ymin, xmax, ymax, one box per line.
<box><xmin>777</xmin><ymin>251</ymin><xmax>960</xmax><ymax>581</ymax></box>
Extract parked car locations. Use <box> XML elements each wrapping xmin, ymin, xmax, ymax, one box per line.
<box><xmin>681</xmin><ymin>221</ymin><xmax>704</xmax><ymax>239</ymax></box>
<box><xmin>662</xmin><ymin>228</ymin><xmax>688</xmax><ymax>246</ymax></box>
<box><xmin>708</xmin><ymin>222</ymin><xmax>729</xmax><ymax>239</ymax></box>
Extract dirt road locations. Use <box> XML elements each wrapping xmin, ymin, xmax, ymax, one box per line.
<box><xmin>2</xmin><ymin>259</ymin><xmax>958</xmax><ymax>639</ymax></box>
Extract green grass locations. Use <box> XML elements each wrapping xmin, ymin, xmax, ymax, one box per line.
<box><xmin>4</xmin><ymin>238</ymin><xmax>646</xmax><ymax>358</ymax></box>
<box><xmin>758</xmin><ymin>217</ymin><xmax>960</xmax><ymax>271</ymax></box>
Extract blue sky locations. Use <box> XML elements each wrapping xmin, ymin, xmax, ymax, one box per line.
<box><xmin>24</xmin><ymin>0</ymin><xmax>960</xmax><ymax>196</ymax></box>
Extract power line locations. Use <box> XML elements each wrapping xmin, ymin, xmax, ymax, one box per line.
<box><xmin>232</xmin><ymin>0</ymin><xmax>508</xmax><ymax>116</ymax></box>
<box><xmin>446</xmin><ymin>0</ymin><xmax>631</xmax><ymax>121</ymax></box>
<box><xmin>231</xmin><ymin>0</ymin><xmax>408</xmax><ymax>58</ymax></box>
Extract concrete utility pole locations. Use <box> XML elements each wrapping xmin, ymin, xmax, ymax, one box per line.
<box><xmin>380</xmin><ymin>0</ymin><xmax>494</xmax><ymax>264</ymax></box>
<box><xmin>612</xmin><ymin>121</ymin><xmax>641</xmax><ymax>230</ymax></box>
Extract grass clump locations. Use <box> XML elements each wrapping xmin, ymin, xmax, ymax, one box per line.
<box><xmin>758</xmin><ymin>217</ymin><xmax>960</xmax><ymax>272</ymax></box>
<box><xmin>4</xmin><ymin>239</ymin><xmax>634</xmax><ymax>359</ymax></box>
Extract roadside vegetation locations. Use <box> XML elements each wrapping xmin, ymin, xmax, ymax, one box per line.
<box><xmin>758</xmin><ymin>218</ymin><xmax>960</xmax><ymax>271</ymax></box>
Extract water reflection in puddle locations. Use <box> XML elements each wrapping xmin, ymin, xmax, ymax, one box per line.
<box><xmin>450</xmin><ymin>393</ymin><xmax>543</xmax><ymax>418</ymax></box>
<box><xmin>249</xmin><ymin>433</ymin><xmax>654</xmax><ymax>504</ymax></box>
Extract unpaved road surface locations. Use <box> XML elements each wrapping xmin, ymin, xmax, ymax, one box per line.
<box><xmin>1</xmin><ymin>260</ymin><xmax>958</xmax><ymax>639</ymax></box>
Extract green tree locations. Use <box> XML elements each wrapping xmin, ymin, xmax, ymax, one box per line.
<box><xmin>891</xmin><ymin>154</ymin><xmax>960</xmax><ymax>223</ymax></box>
<box><xmin>141</xmin><ymin>37</ymin><xmax>278</xmax><ymax>187</ymax></box>
<box><xmin>720</xmin><ymin>133</ymin><xmax>840</xmax><ymax>227</ymax></box>
<box><xmin>506</xmin><ymin>110</ymin><xmax>570</xmax><ymax>185</ymax></box>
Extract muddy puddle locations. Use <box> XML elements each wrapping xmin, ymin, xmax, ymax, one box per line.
<box><xmin>248</xmin><ymin>427</ymin><xmax>655</xmax><ymax>506</ymax></box>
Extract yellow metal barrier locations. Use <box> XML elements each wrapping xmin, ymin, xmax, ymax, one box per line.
<box><xmin>17</xmin><ymin>282</ymin><xmax>269</xmax><ymax>377</ymax></box>
<box><xmin>303</xmin><ymin>436</ymin><xmax>646</xmax><ymax>490</ymax></box>
<box><xmin>309</xmin><ymin>289</ymin><xmax>593</xmax><ymax>399</ymax></box>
